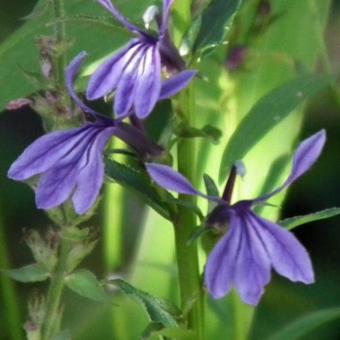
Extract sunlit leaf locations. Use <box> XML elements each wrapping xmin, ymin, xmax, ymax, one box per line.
<box><xmin>193</xmin><ymin>0</ymin><xmax>243</xmax><ymax>55</ymax></box>
<box><xmin>2</xmin><ymin>263</ymin><xmax>49</xmax><ymax>283</ymax></box>
<box><xmin>219</xmin><ymin>74</ymin><xmax>331</xmax><ymax>182</ymax></box>
<box><xmin>279</xmin><ymin>207</ymin><xmax>340</xmax><ymax>230</ymax></box>
<box><xmin>65</xmin><ymin>269</ymin><xmax>107</xmax><ymax>302</ymax></box>
<box><xmin>271</xmin><ymin>308</ymin><xmax>340</xmax><ymax>340</ymax></box>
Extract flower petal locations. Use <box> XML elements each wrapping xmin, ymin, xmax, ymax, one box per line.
<box><xmin>159</xmin><ymin>70</ymin><xmax>197</xmax><ymax>100</ymax></box>
<box><xmin>7</xmin><ymin>127</ymin><xmax>92</xmax><ymax>181</ymax></box>
<box><xmin>114</xmin><ymin>45</ymin><xmax>148</xmax><ymax>117</ymax></box>
<box><xmin>86</xmin><ymin>40</ymin><xmax>139</xmax><ymax>100</ymax></box>
<box><xmin>66</xmin><ymin>52</ymin><xmax>101</xmax><ymax>117</ymax></box>
<box><xmin>134</xmin><ymin>45</ymin><xmax>161</xmax><ymax>119</ymax></box>
<box><xmin>72</xmin><ymin>127</ymin><xmax>115</xmax><ymax>214</ymax></box>
<box><xmin>146</xmin><ymin>163</ymin><xmax>201</xmax><ymax>196</ymax></box>
<box><xmin>160</xmin><ymin>0</ymin><xmax>175</xmax><ymax>36</ymax></box>
<box><xmin>97</xmin><ymin>0</ymin><xmax>144</xmax><ymax>34</ymax></box>
<box><xmin>255</xmin><ymin>130</ymin><xmax>326</xmax><ymax>203</ymax></box>
<box><xmin>249</xmin><ymin>212</ymin><xmax>314</xmax><ymax>284</ymax></box>
<box><xmin>36</xmin><ymin>164</ymin><xmax>78</xmax><ymax>210</ymax></box>
<box><xmin>233</xmin><ymin>212</ymin><xmax>271</xmax><ymax>305</ymax></box>
<box><xmin>205</xmin><ymin>220</ymin><xmax>242</xmax><ymax>299</ymax></box>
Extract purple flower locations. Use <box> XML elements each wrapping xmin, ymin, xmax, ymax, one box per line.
<box><xmin>146</xmin><ymin>130</ymin><xmax>326</xmax><ymax>305</ymax></box>
<box><xmin>86</xmin><ymin>0</ymin><xmax>197</xmax><ymax>119</ymax></box>
<box><xmin>8</xmin><ymin>52</ymin><xmax>163</xmax><ymax>215</ymax></box>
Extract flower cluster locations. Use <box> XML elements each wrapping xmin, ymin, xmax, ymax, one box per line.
<box><xmin>8</xmin><ymin>0</ymin><xmax>327</xmax><ymax>307</ymax></box>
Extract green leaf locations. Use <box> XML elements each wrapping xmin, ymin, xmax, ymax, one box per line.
<box><xmin>176</xmin><ymin>123</ymin><xmax>222</xmax><ymax>144</ymax></box>
<box><xmin>65</xmin><ymin>269</ymin><xmax>107</xmax><ymax>302</ymax></box>
<box><xmin>193</xmin><ymin>0</ymin><xmax>242</xmax><ymax>55</ymax></box>
<box><xmin>111</xmin><ymin>279</ymin><xmax>180</xmax><ymax>328</ymax></box>
<box><xmin>1</xmin><ymin>263</ymin><xmax>49</xmax><ymax>283</ymax></box>
<box><xmin>219</xmin><ymin>74</ymin><xmax>331</xmax><ymax>182</ymax></box>
<box><xmin>142</xmin><ymin>322</ymin><xmax>195</xmax><ymax>340</ymax></box>
<box><xmin>106</xmin><ymin>160</ymin><xmax>171</xmax><ymax>220</ymax></box>
<box><xmin>279</xmin><ymin>207</ymin><xmax>340</xmax><ymax>230</ymax></box>
<box><xmin>203</xmin><ymin>174</ymin><xmax>220</xmax><ymax>197</ymax></box>
<box><xmin>271</xmin><ymin>308</ymin><xmax>340</xmax><ymax>340</ymax></box>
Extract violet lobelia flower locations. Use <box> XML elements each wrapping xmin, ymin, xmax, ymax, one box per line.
<box><xmin>86</xmin><ymin>0</ymin><xmax>197</xmax><ymax>119</ymax></box>
<box><xmin>8</xmin><ymin>52</ymin><xmax>164</xmax><ymax>215</ymax></box>
<box><xmin>146</xmin><ymin>130</ymin><xmax>326</xmax><ymax>305</ymax></box>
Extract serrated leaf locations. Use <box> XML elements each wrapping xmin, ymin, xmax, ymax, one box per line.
<box><xmin>219</xmin><ymin>74</ymin><xmax>331</xmax><ymax>182</ymax></box>
<box><xmin>111</xmin><ymin>279</ymin><xmax>180</xmax><ymax>328</ymax></box>
<box><xmin>271</xmin><ymin>308</ymin><xmax>340</xmax><ymax>340</ymax></box>
<box><xmin>65</xmin><ymin>269</ymin><xmax>107</xmax><ymax>302</ymax></box>
<box><xmin>279</xmin><ymin>207</ymin><xmax>340</xmax><ymax>230</ymax></box>
<box><xmin>2</xmin><ymin>263</ymin><xmax>49</xmax><ymax>283</ymax></box>
<box><xmin>193</xmin><ymin>0</ymin><xmax>242</xmax><ymax>55</ymax></box>
<box><xmin>106</xmin><ymin>160</ymin><xmax>171</xmax><ymax>220</ymax></box>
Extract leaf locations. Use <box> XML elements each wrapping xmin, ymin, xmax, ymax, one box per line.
<box><xmin>279</xmin><ymin>207</ymin><xmax>340</xmax><ymax>230</ymax></box>
<box><xmin>111</xmin><ymin>279</ymin><xmax>180</xmax><ymax>328</ymax></box>
<box><xmin>219</xmin><ymin>74</ymin><xmax>331</xmax><ymax>182</ymax></box>
<box><xmin>2</xmin><ymin>263</ymin><xmax>49</xmax><ymax>283</ymax></box>
<box><xmin>23</xmin><ymin>0</ymin><xmax>51</xmax><ymax>21</ymax></box>
<box><xmin>106</xmin><ymin>160</ymin><xmax>171</xmax><ymax>220</ymax></box>
<box><xmin>270</xmin><ymin>308</ymin><xmax>340</xmax><ymax>340</ymax></box>
<box><xmin>193</xmin><ymin>0</ymin><xmax>243</xmax><ymax>55</ymax></box>
<box><xmin>203</xmin><ymin>174</ymin><xmax>220</xmax><ymax>197</ymax></box>
<box><xmin>176</xmin><ymin>123</ymin><xmax>222</xmax><ymax>144</ymax></box>
<box><xmin>65</xmin><ymin>269</ymin><xmax>107</xmax><ymax>302</ymax></box>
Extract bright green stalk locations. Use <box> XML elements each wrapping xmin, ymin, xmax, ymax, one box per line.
<box><xmin>175</xmin><ymin>85</ymin><xmax>204</xmax><ymax>339</ymax></box>
<box><xmin>0</xmin><ymin>208</ymin><xmax>23</xmax><ymax>340</ymax></box>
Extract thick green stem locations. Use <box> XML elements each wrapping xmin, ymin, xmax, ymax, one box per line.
<box><xmin>53</xmin><ymin>0</ymin><xmax>66</xmax><ymax>88</ymax></box>
<box><xmin>41</xmin><ymin>239</ymin><xmax>70</xmax><ymax>340</ymax></box>
<box><xmin>175</xmin><ymin>86</ymin><xmax>204</xmax><ymax>339</ymax></box>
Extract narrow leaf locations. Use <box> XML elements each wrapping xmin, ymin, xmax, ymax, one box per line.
<box><xmin>111</xmin><ymin>279</ymin><xmax>180</xmax><ymax>328</ymax></box>
<box><xmin>219</xmin><ymin>74</ymin><xmax>331</xmax><ymax>182</ymax></box>
<box><xmin>271</xmin><ymin>308</ymin><xmax>340</xmax><ymax>340</ymax></box>
<box><xmin>193</xmin><ymin>0</ymin><xmax>242</xmax><ymax>55</ymax></box>
<box><xmin>65</xmin><ymin>269</ymin><xmax>107</xmax><ymax>302</ymax></box>
<box><xmin>106</xmin><ymin>160</ymin><xmax>171</xmax><ymax>220</ymax></box>
<box><xmin>2</xmin><ymin>263</ymin><xmax>49</xmax><ymax>283</ymax></box>
<box><xmin>203</xmin><ymin>174</ymin><xmax>220</xmax><ymax>197</ymax></box>
<box><xmin>279</xmin><ymin>207</ymin><xmax>340</xmax><ymax>230</ymax></box>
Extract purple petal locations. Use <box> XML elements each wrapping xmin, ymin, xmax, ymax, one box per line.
<box><xmin>86</xmin><ymin>40</ymin><xmax>139</xmax><ymax>100</ymax></box>
<box><xmin>249</xmin><ymin>212</ymin><xmax>314</xmax><ymax>284</ymax></box>
<box><xmin>66</xmin><ymin>52</ymin><xmax>101</xmax><ymax>117</ymax></box>
<box><xmin>36</xmin><ymin>164</ymin><xmax>78</xmax><ymax>209</ymax></box>
<box><xmin>146</xmin><ymin>163</ymin><xmax>201</xmax><ymax>196</ymax></box>
<box><xmin>159</xmin><ymin>70</ymin><xmax>197</xmax><ymax>100</ymax></box>
<box><xmin>234</xmin><ymin>213</ymin><xmax>271</xmax><ymax>305</ymax></box>
<box><xmin>205</xmin><ymin>219</ymin><xmax>242</xmax><ymax>299</ymax></box>
<box><xmin>114</xmin><ymin>45</ymin><xmax>148</xmax><ymax>117</ymax></box>
<box><xmin>72</xmin><ymin>127</ymin><xmax>115</xmax><ymax>214</ymax></box>
<box><xmin>160</xmin><ymin>0</ymin><xmax>174</xmax><ymax>36</ymax></box>
<box><xmin>8</xmin><ymin>127</ymin><xmax>92</xmax><ymax>181</ymax></box>
<box><xmin>97</xmin><ymin>0</ymin><xmax>143</xmax><ymax>34</ymax></box>
<box><xmin>134</xmin><ymin>45</ymin><xmax>161</xmax><ymax>119</ymax></box>
<box><xmin>255</xmin><ymin>130</ymin><xmax>326</xmax><ymax>203</ymax></box>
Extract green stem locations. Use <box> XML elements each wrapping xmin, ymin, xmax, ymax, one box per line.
<box><xmin>174</xmin><ymin>85</ymin><xmax>204</xmax><ymax>339</ymax></box>
<box><xmin>53</xmin><ymin>0</ymin><xmax>67</xmax><ymax>88</ymax></box>
<box><xmin>41</xmin><ymin>239</ymin><xmax>70</xmax><ymax>340</ymax></box>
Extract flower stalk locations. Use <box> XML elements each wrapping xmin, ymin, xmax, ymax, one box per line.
<box><xmin>174</xmin><ymin>85</ymin><xmax>204</xmax><ymax>339</ymax></box>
